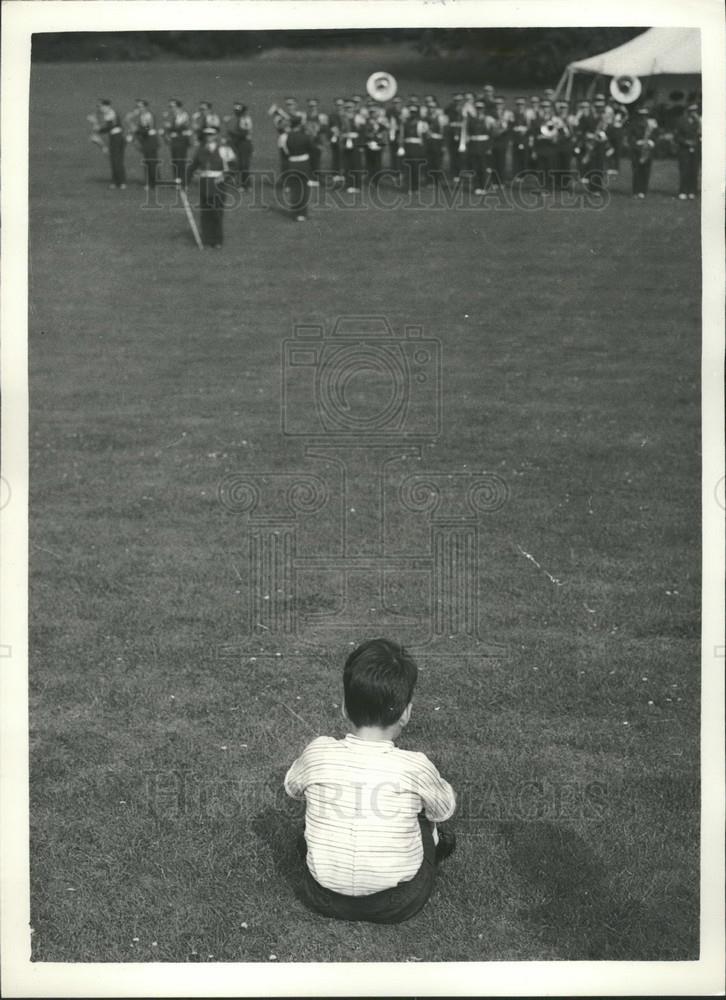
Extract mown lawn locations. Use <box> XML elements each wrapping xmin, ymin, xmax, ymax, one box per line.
<box><xmin>28</xmin><ymin>51</ymin><xmax>700</xmax><ymax>962</ymax></box>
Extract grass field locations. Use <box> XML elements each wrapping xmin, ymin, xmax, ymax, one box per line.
<box><xmin>28</xmin><ymin>51</ymin><xmax>701</xmax><ymax>963</ymax></box>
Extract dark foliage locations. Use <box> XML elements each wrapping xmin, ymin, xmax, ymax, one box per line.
<box><xmin>32</xmin><ymin>27</ymin><xmax>647</xmax><ymax>84</ymax></box>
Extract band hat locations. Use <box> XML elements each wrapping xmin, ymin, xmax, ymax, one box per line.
<box><xmin>203</xmin><ymin>125</ymin><xmax>220</xmax><ymax>134</ymax></box>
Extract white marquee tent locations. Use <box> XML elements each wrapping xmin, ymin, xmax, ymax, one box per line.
<box><xmin>555</xmin><ymin>27</ymin><xmax>701</xmax><ymax>101</ymax></box>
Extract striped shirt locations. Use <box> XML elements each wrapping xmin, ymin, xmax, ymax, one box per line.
<box><xmin>284</xmin><ymin>734</ymin><xmax>456</xmax><ymax>896</ymax></box>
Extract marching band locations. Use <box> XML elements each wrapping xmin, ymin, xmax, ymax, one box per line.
<box><xmin>87</xmin><ymin>79</ymin><xmax>701</xmax><ymax>239</ymax></box>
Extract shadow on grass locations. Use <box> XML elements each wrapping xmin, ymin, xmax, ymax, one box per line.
<box><xmin>250</xmin><ymin>803</ymin><xmax>307</xmax><ymax>903</ymax></box>
<box><xmin>499</xmin><ymin>820</ymin><xmax>696</xmax><ymax>960</ymax></box>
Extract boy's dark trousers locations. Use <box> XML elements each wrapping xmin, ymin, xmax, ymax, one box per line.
<box><xmin>297</xmin><ymin>815</ymin><xmax>437</xmax><ymax>924</ymax></box>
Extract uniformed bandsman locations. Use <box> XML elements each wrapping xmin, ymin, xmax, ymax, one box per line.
<box><xmin>532</xmin><ymin>98</ymin><xmax>559</xmax><ymax>192</ymax></box>
<box><xmin>192</xmin><ymin>101</ymin><xmax>222</xmax><ymax>144</ymax></box>
<box><xmin>607</xmin><ymin>102</ymin><xmax>629</xmax><ymax>176</ymax></box>
<box><xmin>481</xmin><ymin>84</ymin><xmax>497</xmax><ymax>116</ymax></box>
<box><xmin>188</xmin><ymin>125</ymin><xmax>230</xmax><ymax>247</ymax></box>
<box><xmin>224</xmin><ymin>103</ymin><xmax>253</xmax><ymax>189</ymax></box>
<box><xmin>362</xmin><ymin>106</ymin><xmax>388</xmax><ymax>184</ymax></box>
<box><xmin>674</xmin><ymin>103</ymin><xmax>700</xmax><ymax>199</ymax></box>
<box><xmin>424</xmin><ymin>97</ymin><xmax>447</xmax><ymax>184</ymax></box>
<box><xmin>467</xmin><ymin>100</ymin><xmax>494</xmax><ymax>194</ymax></box>
<box><xmin>627</xmin><ymin>106</ymin><xmax>657</xmax><ymax>198</ymax></box>
<box><xmin>305</xmin><ymin>98</ymin><xmax>328</xmax><ymax>187</ymax></box>
<box><xmin>510</xmin><ymin>97</ymin><xmax>530</xmax><ymax>181</ymax></box>
<box><xmin>341</xmin><ymin>99</ymin><xmax>363</xmax><ymax>193</ymax></box>
<box><xmin>163</xmin><ymin>98</ymin><xmax>192</xmax><ymax>187</ymax></box>
<box><xmin>490</xmin><ymin>95</ymin><xmax>512</xmax><ymax>188</ymax></box>
<box><xmin>280</xmin><ymin>114</ymin><xmax>315</xmax><ymax>220</ymax></box>
<box><xmin>328</xmin><ymin>97</ymin><xmax>345</xmax><ymax>182</ymax></box>
<box><xmin>387</xmin><ymin>96</ymin><xmax>406</xmax><ymax>174</ymax></box>
<box><xmin>130</xmin><ymin>99</ymin><xmax>160</xmax><ymax>191</ymax></box>
<box><xmin>526</xmin><ymin>95</ymin><xmax>543</xmax><ymax>169</ymax></box>
<box><xmin>444</xmin><ymin>93</ymin><xmax>465</xmax><ymax>180</ymax></box>
<box><xmin>553</xmin><ymin>99</ymin><xmax>573</xmax><ymax>186</ymax></box>
<box><xmin>94</xmin><ymin>98</ymin><xmax>127</xmax><ymax>189</ymax></box>
<box><xmin>401</xmin><ymin>99</ymin><xmax>429</xmax><ymax>192</ymax></box>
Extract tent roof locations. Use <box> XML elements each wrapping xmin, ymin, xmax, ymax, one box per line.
<box><xmin>567</xmin><ymin>27</ymin><xmax>701</xmax><ymax>77</ymax></box>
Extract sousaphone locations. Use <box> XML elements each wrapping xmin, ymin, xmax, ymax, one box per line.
<box><xmin>366</xmin><ymin>71</ymin><xmax>398</xmax><ymax>102</ymax></box>
<box><xmin>609</xmin><ymin>74</ymin><xmax>642</xmax><ymax>104</ymax></box>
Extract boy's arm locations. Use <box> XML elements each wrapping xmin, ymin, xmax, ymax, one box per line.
<box><xmin>283</xmin><ymin>753</ymin><xmax>306</xmax><ymax>801</ymax></box>
<box><xmin>416</xmin><ymin>756</ymin><xmax>457</xmax><ymax>823</ymax></box>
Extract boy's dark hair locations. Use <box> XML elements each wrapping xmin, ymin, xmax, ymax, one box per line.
<box><xmin>343</xmin><ymin>638</ymin><xmax>418</xmax><ymax>728</ymax></box>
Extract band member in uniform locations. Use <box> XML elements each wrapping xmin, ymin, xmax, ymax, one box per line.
<box><xmin>130</xmin><ymin>99</ymin><xmax>160</xmax><ymax>190</ymax></box>
<box><xmin>607</xmin><ymin>102</ymin><xmax>629</xmax><ymax>175</ymax></box>
<box><xmin>192</xmin><ymin>101</ymin><xmax>222</xmax><ymax>144</ymax></box>
<box><xmin>305</xmin><ymin>99</ymin><xmax>328</xmax><ymax>186</ymax></box>
<box><xmin>444</xmin><ymin>93</ymin><xmax>465</xmax><ymax>179</ymax></box>
<box><xmin>532</xmin><ymin>99</ymin><xmax>558</xmax><ymax>192</ymax></box>
<box><xmin>526</xmin><ymin>95</ymin><xmax>543</xmax><ymax>168</ymax></box>
<box><xmin>553</xmin><ymin>100</ymin><xmax>574</xmax><ymax>187</ymax></box>
<box><xmin>362</xmin><ymin>106</ymin><xmax>388</xmax><ymax>185</ymax></box>
<box><xmin>284</xmin><ymin>96</ymin><xmax>303</xmax><ymax>122</ymax></box>
<box><xmin>628</xmin><ymin>106</ymin><xmax>657</xmax><ymax>198</ymax></box>
<box><xmin>279</xmin><ymin>114</ymin><xmax>315</xmax><ymax>220</ymax></box>
<box><xmin>574</xmin><ymin>103</ymin><xmax>609</xmax><ymax>192</ymax></box>
<box><xmin>163</xmin><ymin>98</ymin><xmax>192</xmax><ymax>186</ymax></box>
<box><xmin>387</xmin><ymin>96</ymin><xmax>406</xmax><ymax>174</ymax></box>
<box><xmin>341</xmin><ymin>99</ymin><xmax>363</xmax><ymax>192</ymax></box>
<box><xmin>225</xmin><ymin>102</ymin><xmax>254</xmax><ymax>189</ymax></box>
<box><xmin>424</xmin><ymin>97</ymin><xmax>447</xmax><ymax>184</ymax></box>
<box><xmin>466</xmin><ymin>100</ymin><xmax>494</xmax><ymax>194</ymax></box>
<box><xmin>481</xmin><ymin>84</ymin><xmax>497</xmax><ymax>116</ymax></box>
<box><xmin>401</xmin><ymin>100</ymin><xmax>428</xmax><ymax>192</ymax></box>
<box><xmin>490</xmin><ymin>95</ymin><xmax>511</xmax><ymax>188</ymax></box>
<box><xmin>328</xmin><ymin>97</ymin><xmax>345</xmax><ymax>181</ymax></box>
<box><xmin>510</xmin><ymin>97</ymin><xmax>530</xmax><ymax>181</ymax></box>
<box><xmin>674</xmin><ymin>103</ymin><xmax>701</xmax><ymax>199</ymax></box>
<box><xmin>94</xmin><ymin>98</ymin><xmax>127</xmax><ymax>189</ymax></box>
<box><xmin>188</xmin><ymin>126</ymin><xmax>231</xmax><ymax>247</ymax></box>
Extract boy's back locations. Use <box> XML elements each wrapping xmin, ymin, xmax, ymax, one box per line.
<box><xmin>285</xmin><ymin>733</ymin><xmax>456</xmax><ymax>896</ymax></box>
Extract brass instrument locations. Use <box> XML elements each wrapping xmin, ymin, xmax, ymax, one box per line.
<box><xmin>366</xmin><ymin>72</ymin><xmax>397</xmax><ymax>103</ymax></box>
<box><xmin>610</xmin><ymin>74</ymin><xmax>642</xmax><ymax>105</ymax></box>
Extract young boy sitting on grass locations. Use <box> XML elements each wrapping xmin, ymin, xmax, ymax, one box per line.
<box><xmin>284</xmin><ymin>637</ymin><xmax>456</xmax><ymax>923</ymax></box>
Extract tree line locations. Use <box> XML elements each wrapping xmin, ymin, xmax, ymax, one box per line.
<box><xmin>32</xmin><ymin>27</ymin><xmax>645</xmax><ymax>85</ymax></box>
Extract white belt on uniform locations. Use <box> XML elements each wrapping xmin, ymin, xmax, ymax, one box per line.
<box><xmin>288</xmin><ymin>154</ymin><xmax>310</xmax><ymax>162</ymax></box>
<box><xmin>469</xmin><ymin>135</ymin><xmax>490</xmax><ymax>142</ymax></box>
<box><xmin>404</xmin><ymin>137</ymin><xmax>423</xmax><ymax>144</ymax></box>
<box><xmin>428</xmin><ymin>133</ymin><xmax>443</xmax><ymax>139</ymax></box>
<box><xmin>110</xmin><ymin>127</ymin><xmax>122</xmax><ymax>134</ymax></box>
<box><xmin>199</xmin><ymin>170</ymin><xmax>223</xmax><ymax>178</ymax></box>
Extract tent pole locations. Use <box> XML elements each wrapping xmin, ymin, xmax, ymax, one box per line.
<box><xmin>554</xmin><ymin>67</ymin><xmax>568</xmax><ymax>99</ymax></box>
<box><xmin>565</xmin><ymin>69</ymin><xmax>573</xmax><ymax>101</ymax></box>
